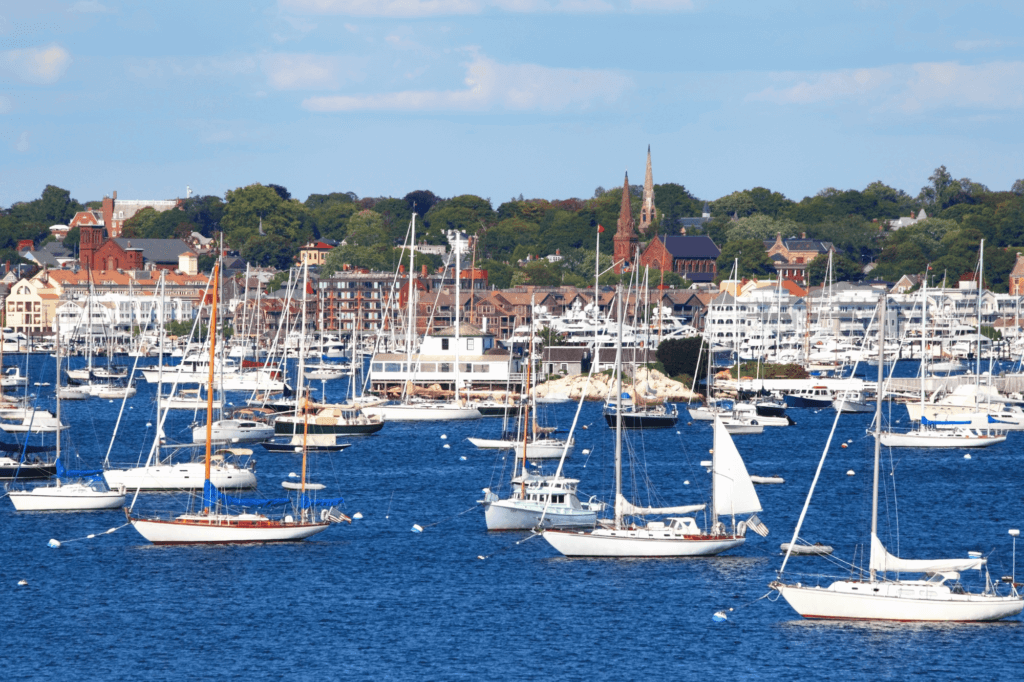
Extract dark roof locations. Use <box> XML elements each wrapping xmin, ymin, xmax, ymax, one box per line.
<box><xmin>770</xmin><ymin>253</ymin><xmax>787</xmax><ymax>262</ymax></box>
<box><xmin>763</xmin><ymin>238</ymin><xmax>834</xmax><ymax>254</ymax></box>
<box><xmin>686</xmin><ymin>272</ymin><xmax>716</xmax><ymax>283</ymax></box>
<box><xmin>22</xmin><ymin>241</ymin><xmax>72</xmax><ymax>267</ymax></box>
<box><xmin>112</xmin><ymin>238</ymin><xmax>190</xmax><ymax>263</ymax></box>
<box><xmin>658</xmin><ymin>235</ymin><xmax>720</xmax><ymax>259</ymax></box>
<box><xmin>541</xmin><ymin>346</ymin><xmax>591</xmax><ymax>362</ymax></box>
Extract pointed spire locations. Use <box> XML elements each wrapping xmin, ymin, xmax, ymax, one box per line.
<box><xmin>639</xmin><ymin>147</ymin><xmax>655</xmax><ymax>234</ymax></box>
<box><xmin>616</xmin><ymin>172</ymin><xmax>633</xmax><ymax>236</ymax></box>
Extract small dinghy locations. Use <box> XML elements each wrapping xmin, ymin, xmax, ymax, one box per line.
<box><xmin>750</xmin><ymin>475</ymin><xmax>785</xmax><ymax>484</ymax></box>
<box><xmin>780</xmin><ymin>542</ymin><xmax>833</xmax><ymax>556</ymax></box>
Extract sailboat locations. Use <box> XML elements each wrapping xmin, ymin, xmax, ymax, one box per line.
<box><xmin>362</xmin><ymin>213</ymin><xmax>481</xmax><ymax>421</ymax></box>
<box><xmin>880</xmin><ymin>268</ymin><xmax>1006</xmax><ymax>449</ymax></box>
<box><xmin>542</xmin><ymin>287</ymin><xmax>767</xmax><ymax>558</ymax></box>
<box><xmin>772</xmin><ymin>295</ymin><xmax>1022</xmax><ymax>621</ymax></box>
<box><xmin>8</xmin><ymin>319</ymin><xmax>126</xmax><ymax>511</ymax></box>
<box><xmin>104</xmin><ymin>270</ymin><xmax>258</xmax><ymax>492</ymax></box>
<box><xmin>128</xmin><ymin>262</ymin><xmax>348</xmax><ymax>544</ymax></box>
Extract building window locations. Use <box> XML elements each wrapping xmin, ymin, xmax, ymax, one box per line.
<box><xmin>467</xmin><ymin>338</ymin><xmax>474</xmax><ymax>351</ymax></box>
<box><xmin>441</xmin><ymin>338</ymin><xmax>449</xmax><ymax>350</ymax></box>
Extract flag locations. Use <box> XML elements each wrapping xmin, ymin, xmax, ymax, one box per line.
<box><xmin>745</xmin><ymin>514</ymin><xmax>769</xmax><ymax>537</ymax></box>
<box><xmin>598</xmin><ymin>224</ymin><xmax>605</xmax><ymax>233</ymax></box>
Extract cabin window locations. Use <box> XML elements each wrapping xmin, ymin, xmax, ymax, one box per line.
<box><xmin>384</xmin><ymin>363</ymin><xmax>401</xmax><ymax>372</ymax></box>
<box><xmin>442</xmin><ymin>338</ymin><xmax>449</xmax><ymax>350</ymax></box>
<box><xmin>439</xmin><ymin>363</ymin><xmax>451</xmax><ymax>373</ymax></box>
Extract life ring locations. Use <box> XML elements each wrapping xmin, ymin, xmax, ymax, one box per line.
<box><xmin>750</xmin><ymin>420</ymin><xmax>758</xmax><ymax>426</ymax></box>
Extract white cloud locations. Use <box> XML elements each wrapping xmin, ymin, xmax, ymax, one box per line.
<box><xmin>68</xmin><ymin>1</ymin><xmax>114</xmax><ymax>12</ymax></box>
<box><xmin>302</xmin><ymin>54</ymin><xmax>631</xmax><ymax>112</ymax></box>
<box><xmin>0</xmin><ymin>45</ymin><xmax>72</xmax><ymax>84</ymax></box>
<box><xmin>261</xmin><ymin>53</ymin><xmax>366</xmax><ymax>90</ymax></box>
<box><xmin>280</xmin><ymin>0</ymin><xmax>685</xmax><ymax>14</ymax></box>
<box><xmin>15</xmin><ymin>131</ymin><xmax>29</xmax><ymax>153</ymax></box>
<box><xmin>748</xmin><ymin>61</ymin><xmax>1024</xmax><ymax>113</ymax></box>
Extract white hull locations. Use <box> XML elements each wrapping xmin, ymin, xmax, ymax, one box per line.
<box><xmin>484</xmin><ymin>500</ymin><xmax>596</xmax><ymax>530</ymax></box>
<box><xmin>879</xmin><ymin>431</ymin><xmax>1006</xmax><ymax>448</ymax></box>
<box><xmin>164</xmin><ymin>398</ymin><xmax>224</xmax><ymax>410</ymax></box>
<box><xmin>687</xmin><ymin>406</ymin><xmax>722</xmax><ymax>421</ymax></box>
<box><xmin>775</xmin><ymin>581</ymin><xmax>1022</xmax><ymax>621</ymax></box>
<box><xmin>833</xmin><ymin>399</ymin><xmax>874</xmax><ymax>413</ymax></box>
<box><xmin>543</xmin><ymin>528</ymin><xmax>744</xmax><ymax>557</ymax></box>
<box><xmin>104</xmin><ymin>463</ymin><xmax>257</xmax><ymax>491</ymax></box>
<box><xmin>130</xmin><ymin>514</ymin><xmax>329</xmax><ymax>544</ymax></box>
<box><xmin>535</xmin><ymin>393</ymin><xmax>571</xmax><ymax>404</ymax></box>
<box><xmin>722</xmin><ymin>423</ymin><xmax>763</xmax><ymax>435</ymax></box>
<box><xmin>467</xmin><ymin>437</ymin><xmax>573</xmax><ymax>459</ymax></box>
<box><xmin>363</xmin><ymin>402</ymin><xmax>482</xmax><ymax>421</ymax></box>
<box><xmin>192</xmin><ymin>421</ymin><xmax>275</xmax><ymax>444</ymax></box>
<box><xmin>8</xmin><ymin>483</ymin><xmax>126</xmax><ymax>511</ymax></box>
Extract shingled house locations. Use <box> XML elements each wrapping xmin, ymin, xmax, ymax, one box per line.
<box><xmin>764</xmin><ymin>232</ymin><xmax>835</xmax><ymax>286</ymax></box>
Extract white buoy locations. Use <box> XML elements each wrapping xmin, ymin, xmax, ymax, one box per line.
<box><xmin>459</xmin><ymin>455</ymin><xmax>466</xmax><ymax>460</ymax></box>
<box><xmin>47</xmin><ymin>539</ymin><xmax>61</xmax><ymax>549</ymax></box>
<box><xmin>477</xmin><ymin>555</ymin><xmax>486</xmax><ymax>560</ymax></box>
<box><xmin>964</xmin><ymin>453</ymin><xmax>972</xmax><ymax>460</ymax></box>
<box><xmin>847</xmin><ymin>470</ymin><xmax>855</xmax><ymax>476</ymax></box>
<box><xmin>676</xmin><ymin>431</ymin><xmax>682</xmax><ymax>435</ymax></box>
<box><xmin>712</xmin><ymin>611</ymin><xmax>728</xmax><ymax>622</ymax></box>
<box><xmin>847</xmin><ymin>439</ymin><xmax>853</xmax><ymax>443</ymax></box>
<box><xmin>443</xmin><ymin>444</ymin><xmax>450</xmax><ymax>449</ymax></box>
<box><xmin>582</xmin><ymin>449</ymin><xmax>590</xmax><ymax>455</ymax></box>
<box><xmin>709</xmin><ymin>449</ymin><xmax>714</xmax><ymax>454</ymax></box>
<box><xmin>684</xmin><ymin>480</ymin><xmax>690</xmax><ymax>485</ymax></box>
<box><xmin>411</xmin><ymin>524</ymin><xmax>423</xmax><ymax>533</ymax></box>
<box><xmin>146</xmin><ymin>422</ymin><xmax>152</xmax><ymax>427</ymax></box>
<box><xmin>440</xmin><ymin>434</ymin><xmax>447</xmax><ymax>440</ymax></box>
<box><xmin>18</xmin><ymin>580</ymin><xmax>28</xmax><ymax>586</ymax></box>
<box><xmin>582</xmin><ymin>425</ymin><xmax>588</xmax><ymax>430</ymax></box>
<box><xmin>353</xmin><ymin>512</ymin><xmax>363</xmax><ymax>520</ymax></box>
<box><xmin>289</xmin><ymin>472</ymin><xmax>298</xmax><ymax>478</ymax></box>
<box><xmin>86</xmin><ymin>534</ymin><xmax>96</xmax><ymax>539</ymax></box>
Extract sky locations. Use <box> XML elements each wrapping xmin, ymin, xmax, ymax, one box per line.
<box><xmin>2</xmin><ymin>1</ymin><xmax>1023</xmax><ymax>210</ymax></box>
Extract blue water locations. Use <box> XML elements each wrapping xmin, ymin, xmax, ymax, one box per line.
<box><xmin>3</xmin><ymin>355</ymin><xmax>1023</xmax><ymax>681</ymax></box>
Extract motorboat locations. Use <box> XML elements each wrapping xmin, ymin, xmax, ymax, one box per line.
<box><xmin>833</xmin><ymin>390</ymin><xmax>874</xmax><ymax>413</ymax></box>
<box><xmin>8</xmin><ymin>478</ymin><xmax>126</xmax><ymax>511</ymax></box>
<box><xmin>274</xmin><ymin>404</ymin><xmax>384</xmax><ymax>436</ymax></box>
<box><xmin>193</xmin><ymin>419</ymin><xmax>275</xmax><ymax>444</ymax></box>
<box><xmin>480</xmin><ymin>474</ymin><xmax>603</xmax><ymax>530</ymax></box>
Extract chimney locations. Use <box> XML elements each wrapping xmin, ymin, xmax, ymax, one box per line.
<box><xmin>681</xmin><ymin>226</ymin><xmax>686</xmax><ymax>235</ymax></box>
<box><xmin>399</xmin><ymin>264</ymin><xmax>405</xmax><ymax>274</ymax></box>
<box><xmin>112</xmin><ymin>190</ymin><xmax>117</xmax><ymax>200</ymax></box>
<box><xmin>421</xmin><ymin>264</ymin><xmax>428</xmax><ymax>278</ymax></box>
<box><xmin>801</xmin><ymin>232</ymin><xmax>806</xmax><ymax>239</ymax></box>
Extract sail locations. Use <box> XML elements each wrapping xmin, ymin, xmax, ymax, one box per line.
<box><xmin>712</xmin><ymin>417</ymin><xmax>762</xmax><ymax>517</ymax></box>
<box><xmin>616</xmin><ymin>494</ymin><xmax>704</xmax><ymax>517</ymax></box>
<box><xmin>869</xmin><ymin>533</ymin><xmax>985</xmax><ymax>575</ymax></box>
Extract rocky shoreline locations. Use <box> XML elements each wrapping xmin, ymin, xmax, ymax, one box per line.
<box><xmin>532</xmin><ymin>368</ymin><xmax>699</xmax><ymax>402</ymax></box>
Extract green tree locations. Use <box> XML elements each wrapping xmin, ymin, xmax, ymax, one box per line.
<box><xmin>221</xmin><ymin>183</ymin><xmax>312</xmax><ymax>256</ymax></box>
<box><xmin>344</xmin><ymin>210</ymin><xmax>387</xmax><ymax>247</ymax></box>
<box><xmin>807</xmin><ymin>252</ymin><xmax>864</xmax><ymax>285</ymax></box>
<box><xmin>240</xmin><ymin>235</ymin><xmax>294</xmax><ymax>270</ymax></box>
<box><xmin>656</xmin><ymin>337</ymin><xmax>704</xmax><ymax>379</ymax></box>
<box><xmin>715</xmin><ymin>239</ymin><xmax>775</xmax><ymax>282</ymax></box>
<box><xmin>39</xmin><ymin>185</ymin><xmax>81</xmax><ymax>224</ymax></box>
<box><xmin>726</xmin><ymin>214</ymin><xmax>800</xmax><ymax>242</ymax></box>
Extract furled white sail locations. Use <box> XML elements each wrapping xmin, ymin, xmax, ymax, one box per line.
<box><xmin>615</xmin><ymin>494</ymin><xmax>705</xmax><ymax>517</ymax></box>
<box><xmin>869</xmin><ymin>534</ymin><xmax>985</xmax><ymax>575</ymax></box>
<box><xmin>712</xmin><ymin>416</ymin><xmax>762</xmax><ymax>517</ymax></box>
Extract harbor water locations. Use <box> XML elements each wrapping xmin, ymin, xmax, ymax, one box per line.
<box><xmin>2</xmin><ymin>354</ymin><xmax>1022</xmax><ymax>680</ymax></box>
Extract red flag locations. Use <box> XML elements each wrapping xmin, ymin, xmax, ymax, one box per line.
<box><xmin>598</xmin><ymin>224</ymin><xmax>605</xmax><ymax>233</ymax></box>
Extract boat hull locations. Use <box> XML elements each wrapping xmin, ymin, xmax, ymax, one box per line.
<box><xmin>542</xmin><ymin>528</ymin><xmax>745</xmax><ymax>557</ymax></box>
<box><xmin>103</xmin><ymin>463</ymin><xmax>257</xmax><ymax>491</ymax></box>
<box><xmin>602</xmin><ymin>411</ymin><xmax>678</xmax><ymax>429</ymax></box>
<box><xmin>274</xmin><ymin>420</ymin><xmax>384</xmax><ymax>436</ymax></box>
<box><xmin>130</xmin><ymin>516</ymin><xmax>330</xmax><ymax>544</ymax></box>
<box><xmin>9</xmin><ymin>485</ymin><xmax>126</xmax><ymax>511</ymax></box>
<box><xmin>774</xmin><ymin>581</ymin><xmax>1023</xmax><ymax>621</ymax></box>
<box><xmin>879</xmin><ymin>432</ymin><xmax>1006</xmax><ymax>448</ymax></box>
<box><xmin>484</xmin><ymin>501</ymin><xmax>596</xmax><ymax>530</ymax></box>
<box><xmin>0</xmin><ymin>461</ymin><xmax>56</xmax><ymax>480</ymax></box>
<box><xmin>362</xmin><ymin>404</ymin><xmax>482</xmax><ymax>421</ymax></box>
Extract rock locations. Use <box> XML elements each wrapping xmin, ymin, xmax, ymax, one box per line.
<box><xmin>533</xmin><ymin>368</ymin><xmax>698</xmax><ymax>402</ymax></box>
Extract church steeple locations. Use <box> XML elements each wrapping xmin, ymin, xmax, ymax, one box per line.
<box><xmin>639</xmin><ymin>145</ymin><xmax>655</xmax><ymax>234</ymax></box>
<box><xmin>613</xmin><ymin>171</ymin><xmax>638</xmax><ymax>274</ymax></box>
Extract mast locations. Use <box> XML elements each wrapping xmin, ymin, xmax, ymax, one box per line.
<box><xmin>921</xmin><ymin>270</ymin><xmax>927</xmax><ymax>420</ymax></box>
<box><xmin>202</xmin><ymin>262</ymin><xmax>220</xmax><ymax>515</ymax></box>
<box><xmin>454</xmin><ymin>243</ymin><xmax>462</xmax><ymax>404</ymax></box>
<box><xmin>405</xmin><ymin>213</ymin><xmax>416</xmax><ymax>402</ymax></box>
<box><xmin>613</xmin><ymin>285</ymin><xmax>624</xmax><ymax>529</ymax></box>
<box><xmin>594</xmin><ymin>226</ymin><xmax>601</xmax><ymax>329</ymax></box>
<box><xmin>55</xmin><ymin>312</ymin><xmax>61</xmax><ymax>475</ymax></box>
<box><xmin>976</xmin><ymin>240</ymin><xmax>984</xmax><ymax>385</ymax></box>
<box><xmin>520</xmin><ymin>307</ymin><xmax>533</xmax><ymax>499</ymax></box>
<box><xmin>299</xmin><ymin>260</ymin><xmax>310</xmax><ymax>508</ymax></box>
<box><xmin>869</xmin><ymin>292</ymin><xmax>885</xmax><ymax>582</ymax></box>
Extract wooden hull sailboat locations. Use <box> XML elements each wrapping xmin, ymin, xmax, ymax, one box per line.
<box><xmin>129</xmin><ymin>511</ymin><xmax>330</xmax><ymax>545</ymax></box>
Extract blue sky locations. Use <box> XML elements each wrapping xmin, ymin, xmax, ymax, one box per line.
<box><xmin>2</xmin><ymin>1</ymin><xmax>1022</xmax><ymax>209</ymax></box>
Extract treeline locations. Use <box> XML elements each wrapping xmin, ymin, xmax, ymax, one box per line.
<box><xmin>4</xmin><ymin>167</ymin><xmax>1024</xmax><ymax>291</ymax></box>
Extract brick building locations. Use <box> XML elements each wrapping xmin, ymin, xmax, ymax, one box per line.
<box><xmin>764</xmin><ymin>232</ymin><xmax>836</xmax><ymax>286</ymax></box>
<box><xmin>638</xmin><ymin>235</ymin><xmax>721</xmax><ymax>283</ymax></box>
<box><xmin>612</xmin><ymin>172</ymin><xmax>639</xmax><ymax>274</ymax></box>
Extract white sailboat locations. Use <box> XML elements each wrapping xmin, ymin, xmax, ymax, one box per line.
<box><xmin>9</xmin><ymin>318</ymin><xmax>126</xmax><ymax>512</ymax></box>
<box><xmin>772</xmin><ymin>294</ymin><xmax>1022</xmax><ymax>621</ymax></box>
<box><xmin>881</xmin><ymin>267</ymin><xmax>1005</xmax><ymax>449</ymax></box>
<box><xmin>542</xmin><ymin>288</ymin><xmax>767</xmax><ymax>558</ymax></box>
<box><xmin>128</xmin><ymin>262</ymin><xmax>346</xmax><ymax>544</ymax></box>
<box><xmin>104</xmin><ymin>271</ymin><xmax>257</xmax><ymax>492</ymax></box>
<box><xmin>363</xmin><ymin>213</ymin><xmax>481</xmax><ymax>421</ymax></box>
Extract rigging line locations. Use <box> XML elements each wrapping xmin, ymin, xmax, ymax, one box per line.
<box><xmin>418</xmin><ymin>503</ymin><xmax>482</xmax><ymax>529</ymax></box>
<box><xmin>49</xmin><ymin>522</ymin><xmax>131</xmax><ymax>547</ymax></box>
<box><xmin>477</xmin><ymin>529</ymin><xmax>542</xmax><ymax>560</ymax></box>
